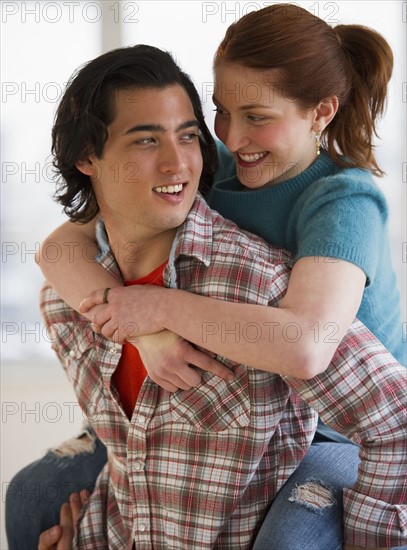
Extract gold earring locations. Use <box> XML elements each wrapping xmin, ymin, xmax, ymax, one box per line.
<box><xmin>315</xmin><ymin>132</ymin><xmax>321</xmax><ymax>156</ymax></box>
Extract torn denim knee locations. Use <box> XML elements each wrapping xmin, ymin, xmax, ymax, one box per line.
<box><xmin>49</xmin><ymin>425</ymin><xmax>96</xmax><ymax>458</ymax></box>
<box><xmin>288</xmin><ymin>478</ymin><xmax>336</xmax><ymax>514</ymax></box>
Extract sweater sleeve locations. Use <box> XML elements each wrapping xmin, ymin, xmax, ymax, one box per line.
<box><xmin>292</xmin><ymin>172</ymin><xmax>389</xmax><ymax>286</ymax></box>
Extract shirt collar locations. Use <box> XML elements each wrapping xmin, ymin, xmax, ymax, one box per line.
<box><xmin>172</xmin><ymin>193</ymin><xmax>213</xmax><ymax>267</ymax></box>
<box><xmin>95</xmin><ymin>193</ymin><xmax>213</xmax><ymax>277</ymax></box>
<box><xmin>95</xmin><ymin>220</ymin><xmax>123</xmax><ymax>281</ymax></box>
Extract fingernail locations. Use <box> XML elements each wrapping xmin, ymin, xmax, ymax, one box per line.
<box><xmin>80</xmin><ymin>489</ymin><xmax>90</xmax><ymax>502</ymax></box>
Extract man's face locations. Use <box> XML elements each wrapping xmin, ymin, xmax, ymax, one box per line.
<box><xmin>86</xmin><ymin>85</ymin><xmax>203</xmax><ymax>239</ymax></box>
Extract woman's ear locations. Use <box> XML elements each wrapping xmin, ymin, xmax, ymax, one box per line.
<box><xmin>313</xmin><ymin>96</ymin><xmax>339</xmax><ymax>131</ymax></box>
<box><xmin>75</xmin><ymin>158</ymin><xmax>97</xmax><ymax>177</ymax></box>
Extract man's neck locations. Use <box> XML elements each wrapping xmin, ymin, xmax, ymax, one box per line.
<box><xmin>105</xmin><ymin>225</ymin><xmax>176</xmax><ymax>280</ymax></box>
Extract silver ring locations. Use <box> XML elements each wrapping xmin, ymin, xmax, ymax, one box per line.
<box><xmin>103</xmin><ymin>287</ymin><xmax>111</xmax><ymax>304</ymax></box>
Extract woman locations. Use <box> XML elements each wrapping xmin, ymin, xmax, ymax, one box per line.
<box><xmin>33</xmin><ymin>4</ymin><xmax>404</xmax><ymax>549</ymax></box>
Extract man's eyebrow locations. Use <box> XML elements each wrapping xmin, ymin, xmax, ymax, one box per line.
<box><xmin>124</xmin><ymin>124</ymin><xmax>164</xmax><ymax>134</ymax></box>
<box><xmin>178</xmin><ymin>119</ymin><xmax>199</xmax><ymax>131</ymax></box>
<box><xmin>124</xmin><ymin>119</ymin><xmax>199</xmax><ymax>135</ymax></box>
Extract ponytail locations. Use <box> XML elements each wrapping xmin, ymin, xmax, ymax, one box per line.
<box><xmin>327</xmin><ymin>25</ymin><xmax>393</xmax><ymax>176</ymax></box>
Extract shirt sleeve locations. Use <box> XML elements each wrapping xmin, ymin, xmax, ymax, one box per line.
<box><xmin>282</xmin><ymin>320</ymin><xmax>407</xmax><ymax>548</ymax></box>
<box><xmin>40</xmin><ymin>281</ymin><xmax>95</xmax><ymax>384</ymax></box>
<box><xmin>40</xmin><ymin>283</ymin><xmax>115</xmax><ymax>548</ymax></box>
<box><xmin>293</xmin><ymin>174</ymin><xmax>389</xmax><ymax>286</ymax></box>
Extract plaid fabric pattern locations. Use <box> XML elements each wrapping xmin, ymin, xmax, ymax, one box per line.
<box><xmin>283</xmin><ymin>322</ymin><xmax>407</xmax><ymax>548</ymax></box>
<box><xmin>41</xmin><ymin>195</ymin><xmax>406</xmax><ymax>549</ymax></box>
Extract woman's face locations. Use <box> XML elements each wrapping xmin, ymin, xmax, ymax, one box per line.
<box><xmin>214</xmin><ymin>62</ymin><xmax>319</xmax><ymax>188</ymax></box>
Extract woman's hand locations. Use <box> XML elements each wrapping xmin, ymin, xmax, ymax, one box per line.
<box><xmin>38</xmin><ymin>490</ymin><xmax>89</xmax><ymax>549</ymax></box>
<box><xmin>80</xmin><ymin>285</ymin><xmax>165</xmax><ymax>342</ymax></box>
<box><xmin>131</xmin><ymin>330</ymin><xmax>234</xmax><ymax>392</ymax></box>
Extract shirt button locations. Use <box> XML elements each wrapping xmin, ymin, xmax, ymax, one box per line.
<box><xmin>109</xmin><ymin>347</ymin><xmax>118</xmax><ymax>355</ymax></box>
<box><xmin>137</xmin><ymin>416</ymin><xmax>146</xmax><ymax>424</ymax></box>
<box><xmin>139</xmin><ymin>523</ymin><xmax>146</xmax><ymax>532</ymax></box>
<box><xmin>134</xmin><ymin>461</ymin><xmax>143</xmax><ymax>471</ymax></box>
<box><xmin>69</xmin><ymin>350</ymin><xmax>76</xmax><ymax>358</ymax></box>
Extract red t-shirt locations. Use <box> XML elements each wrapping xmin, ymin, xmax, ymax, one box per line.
<box><xmin>111</xmin><ymin>261</ymin><xmax>167</xmax><ymax>420</ymax></box>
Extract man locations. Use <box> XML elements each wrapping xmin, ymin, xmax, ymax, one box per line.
<box><xmin>9</xmin><ymin>45</ymin><xmax>406</xmax><ymax>549</ymax></box>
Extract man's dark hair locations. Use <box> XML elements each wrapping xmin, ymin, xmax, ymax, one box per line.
<box><xmin>52</xmin><ymin>44</ymin><xmax>217</xmax><ymax>223</ymax></box>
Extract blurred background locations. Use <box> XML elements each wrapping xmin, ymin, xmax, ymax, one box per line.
<box><xmin>1</xmin><ymin>1</ymin><xmax>405</xmax><ymax>547</ymax></box>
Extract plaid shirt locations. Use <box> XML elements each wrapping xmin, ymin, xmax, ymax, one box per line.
<box><xmin>41</xmin><ymin>195</ymin><xmax>406</xmax><ymax>549</ymax></box>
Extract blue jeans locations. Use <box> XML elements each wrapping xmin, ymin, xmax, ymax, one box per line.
<box><xmin>6</xmin><ymin>433</ymin><xmax>402</xmax><ymax>550</ymax></box>
<box><xmin>5</xmin><ymin>430</ymin><xmax>107</xmax><ymax>550</ymax></box>
<box><xmin>253</xmin><ymin>441</ymin><xmax>359</xmax><ymax>550</ymax></box>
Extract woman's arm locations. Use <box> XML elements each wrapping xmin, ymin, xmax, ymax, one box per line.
<box><xmin>82</xmin><ymin>256</ymin><xmax>366</xmax><ymax>379</ymax></box>
<box><xmin>37</xmin><ymin>221</ymin><xmax>233</xmax><ymax>388</ymax></box>
<box><xmin>36</xmin><ymin>219</ymin><xmax>121</xmax><ymax>317</ymax></box>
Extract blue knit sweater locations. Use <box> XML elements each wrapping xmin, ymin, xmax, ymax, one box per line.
<box><xmin>207</xmin><ymin>143</ymin><xmax>405</xmax><ymax>366</ymax></box>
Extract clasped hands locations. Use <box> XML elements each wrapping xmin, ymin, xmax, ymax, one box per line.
<box><xmin>80</xmin><ymin>284</ymin><xmax>163</xmax><ymax>343</ymax></box>
<box><xmin>79</xmin><ymin>285</ymin><xmax>234</xmax><ymax>392</ymax></box>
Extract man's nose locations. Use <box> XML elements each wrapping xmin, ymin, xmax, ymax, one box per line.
<box><xmin>158</xmin><ymin>142</ymin><xmax>186</xmax><ymax>173</ymax></box>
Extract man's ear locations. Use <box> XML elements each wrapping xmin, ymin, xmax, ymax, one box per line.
<box><xmin>75</xmin><ymin>158</ymin><xmax>97</xmax><ymax>177</ymax></box>
<box><xmin>313</xmin><ymin>96</ymin><xmax>339</xmax><ymax>131</ymax></box>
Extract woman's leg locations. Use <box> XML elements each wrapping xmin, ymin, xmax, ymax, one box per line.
<box><xmin>253</xmin><ymin>442</ymin><xmax>359</xmax><ymax>550</ymax></box>
<box><xmin>5</xmin><ymin>427</ymin><xmax>107</xmax><ymax>550</ymax></box>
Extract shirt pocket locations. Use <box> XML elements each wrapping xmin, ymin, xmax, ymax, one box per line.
<box><xmin>50</xmin><ymin>322</ymin><xmax>93</xmax><ymax>382</ymax></box>
<box><xmin>169</xmin><ymin>364</ymin><xmax>250</xmax><ymax>431</ymax></box>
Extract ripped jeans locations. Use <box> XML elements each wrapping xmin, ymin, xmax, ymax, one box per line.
<box><xmin>5</xmin><ymin>427</ymin><xmax>107</xmax><ymax>550</ymax></box>
<box><xmin>253</xmin><ymin>441</ymin><xmax>359</xmax><ymax>550</ymax></box>
<box><xmin>3</xmin><ymin>432</ymin><xmax>367</xmax><ymax>550</ymax></box>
